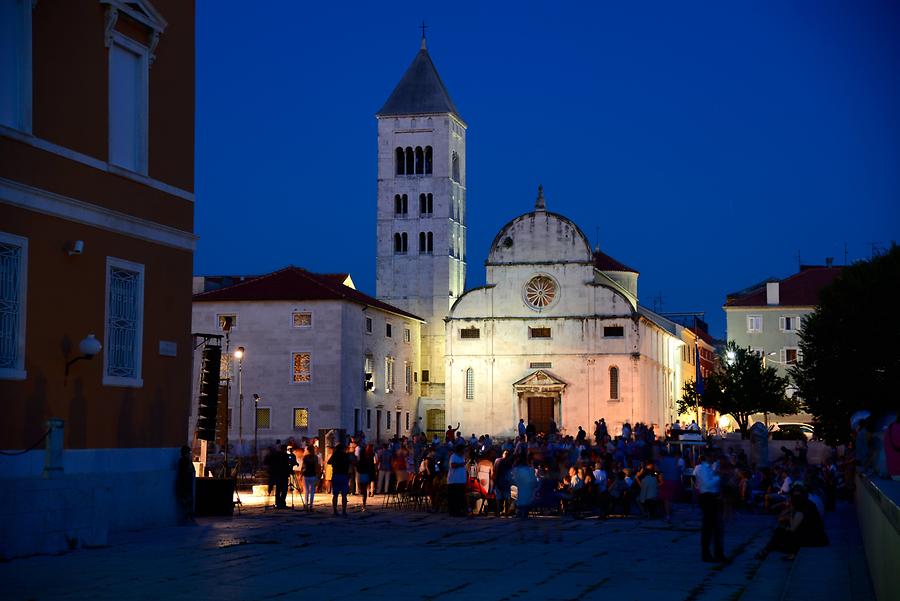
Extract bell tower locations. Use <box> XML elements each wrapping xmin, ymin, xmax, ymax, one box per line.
<box><xmin>375</xmin><ymin>34</ymin><xmax>466</xmax><ymax>402</ymax></box>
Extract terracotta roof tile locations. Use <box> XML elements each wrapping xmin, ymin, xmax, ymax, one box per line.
<box><xmin>593</xmin><ymin>250</ymin><xmax>638</xmax><ymax>273</ymax></box>
<box><xmin>725</xmin><ymin>266</ymin><xmax>843</xmax><ymax>307</ymax></box>
<box><xmin>193</xmin><ymin>266</ymin><xmax>424</xmax><ymax>322</ymax></box>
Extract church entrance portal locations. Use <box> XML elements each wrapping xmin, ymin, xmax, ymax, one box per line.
<box><xmin>527</xmin><ymin>397</ymin><xmax>555</xmax><ymax>434</ymax></box>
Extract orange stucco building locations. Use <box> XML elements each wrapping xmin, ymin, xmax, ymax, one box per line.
<box><xmin>0</xmin><ymin>0</ymin><xmax>195</xmax><ymax>558</ymax></box>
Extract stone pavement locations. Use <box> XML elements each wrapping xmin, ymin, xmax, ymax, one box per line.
<box><xmin>1</xmin><ymin>496</ymin><xmax>874</xmax><ymax>601</ymax></box>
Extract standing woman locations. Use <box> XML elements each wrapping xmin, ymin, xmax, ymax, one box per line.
<box><xmin>301</xmin><ymin>445</ymin><xmax>319</xmax><ymax>512</ymax></box>
<box><xmin>357</xmin><ymin>444</ymin><xmax>376</xmax><ymax>511</ymax></box>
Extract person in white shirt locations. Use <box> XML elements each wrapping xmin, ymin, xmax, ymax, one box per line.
<box><xmin>446</xmin><ymin>444</ymin><xmax>468</xmax><ymax>516</ymax></box>
<box><xmin>694</xmin><ymin>453</ymin><xmax>724</xmax><ymax>562</ymax></box>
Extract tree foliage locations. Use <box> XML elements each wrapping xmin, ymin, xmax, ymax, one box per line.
<box><xmin>791</xmin><ymin>245</ymin><xmax>900</xmax><ymax>446</ymax></box>
<box><xmin>680</xmin><ymin>341</ymin><xmax>797</xmax><ymax>439</ymax></box>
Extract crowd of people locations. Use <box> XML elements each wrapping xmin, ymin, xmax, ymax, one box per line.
<box><xmin>260</xmin><ymin>417</ymin><xmax>840</xmax><ymax>561</ymax></box>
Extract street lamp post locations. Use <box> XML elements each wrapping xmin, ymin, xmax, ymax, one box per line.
<box><xmin>253</xmin><ymin>393</ymin><xmax>260</xmax><ymax>470</ymax></box>
<box><xmin>235</xmin><ymin>346</ymin><xmax>245</xmax><ymax>456</ymax></box>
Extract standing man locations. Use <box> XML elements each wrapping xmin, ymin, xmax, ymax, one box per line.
<box><xmin>694</xmin><ymin>453</ymin><xmax>725</xmax><ymax>562</ymax></box>
<box><xmin>447</xmin><ymin>443</ymin><xmax>468</xmax><ymax>516</ymax></box>
<box><xmin>517</xmin><ymin>418</ymin><xmax>527</xmax><ymax>439</ymax></box>
<box><xmin>376</xmin><ymin>443</ymin><xmax>393</xmax><ymax>495</ymax></box>
<box><xmin>525</xmin><ymin>421</ymin><xmax>537</xmax><ymax>442</ymax></box>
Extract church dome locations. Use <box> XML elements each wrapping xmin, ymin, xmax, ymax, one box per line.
<box><xmin>486</xmin><ymin>186</ymin><xmax>593</xmax><ymax>266</ymax></box>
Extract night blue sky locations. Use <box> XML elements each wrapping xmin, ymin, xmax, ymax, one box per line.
<box><xmin>195</xmin><ymin>1</ymin><xmax>900</xmax><ymax>337</ymax></box>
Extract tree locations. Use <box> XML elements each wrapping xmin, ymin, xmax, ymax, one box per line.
<box><xmin>791</xmin><ymin>245</ymin><xmax>900</xmax><ymax>446</ymax></box>
<box><xmin>679</xmin><ymin>342</ymin><xmax>798</xmax><ymax>439</ymax></box>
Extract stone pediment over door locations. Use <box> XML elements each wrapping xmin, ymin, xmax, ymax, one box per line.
<box><xmin>513</xmin><ymin>370</ymin><xmax>567</xmax><ymax>394</ymax></box>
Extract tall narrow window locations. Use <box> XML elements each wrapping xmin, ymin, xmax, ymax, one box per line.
<box><xmin>405</xmin><ymin>363</ymin><xmax>412</xmax><ymax>393</ymax></box>
<box><xmin>385</xmin><ymin>357</ymin><xmax>394</xmax><ymax>392</ymax></box>
<box><xmin>394</xmin><ymin>194</ymin><xmax>403</xmax><ymax>214</ymax></box>
<box><xmin>401</xmin><ymin>232</ymin><xmax>408</xmax><ymax>253</ymax></box>
<box><xmin>609</xmin><ymin>366</ymin><xmax>619</xmax><ymax>400</ymax></box>
<box><xmin>394</xmin><ymin>233</ymin><xmax>402</xmax><ymax>253</ymax></box>
<box><xmin>424</xmin><ymin>146</ymin><xmax>433</xmax><ymax>174</ymax></box>
<box><xmin>419</xmin><ymin>232</ymin><xmax>426</xmax><ymax>253</ymax></box>
<box><xmin>109</xmin><ymin>35</ymin><xmax>149</xmax><ymax>174</ymax></box>
<box><xmin>415</xmin><ymin>146</ymin><xmax>424</xmax><ymax>174</ymax></box>
<box><xmin>465</xmin><ymin>368</ymin><xmax>474</xmax><ymax>399</ymax></box>
<box><xmin>427</xmin><ymin>193</ymin><xmax>433</xmax><ymax>213</ymax></box>
<box><xmin>292</xmin><ymin>352</ymin><xmax>311</xmax><ymax>382</ymax></box>
<box><xmin>405</xmin><ymin>147</ymin><xmax>414</xmax><ymax>174</ymax></box>
<box><xmin>451</xmin><ymin>152</ymin><xmax>460</xmax><ymax>182</ymax></box>
<box><xmin>420</xmin><ymin>193</ymin><xmax>427</xmax><ymax>214</ymax></box>
<box><xmin>395</xmin><ymin>147</ymin><xmax>405</xmax><ymax>175</ymax></box>
<box><xmin>426</xmin><ymin>232</ymin><xmax>433</xmax><ymax>253</ymax></box>
<box><xmin>0</xmin><ymin>0</ymin><xmax>32</xmax><ymax>131</ymax></box>
<box><xmin>104</xmin><ymin>257</ymin><xmax>144</xmax><ymax>386</ymax></box>
<box><xmin>0</xmin><ymin>232</ymin><xmax>27</xmax><ymax>379</ymax></box>
<box><xmin>394</xmin><ymin>146</ymin><xmax>406</xmax><ymax>175</ymax></box>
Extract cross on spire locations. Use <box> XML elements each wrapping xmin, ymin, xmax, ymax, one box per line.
<box><xmin>420</xmin><ymin>20</ymin><xmax>428</xmax><ymax>49</ymax></box>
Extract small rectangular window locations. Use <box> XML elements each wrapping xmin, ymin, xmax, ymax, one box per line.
<box><xmin>386</xmin><ymin>323</ymin><xmax>392</xmax><ymax>338</ymax></box>
<box><xmin>217</xmin><ymin>313</ymin><xmax>237</xmax><ymax>331</ymax></box>
<box><xmin>366</xmin><ymin>408</ymin><xmax>372</xmax><ymax>429</ymax></box>
<box><xmin>292</xmin><ymin>352</ymin><xmax>311</xmax><ymax>383</ymax></box>
<box><xmin>387</xmin><ymin>411</ymin><xmax>392</xmax><ymax>430</ymax></box>
<box><xmin>529</xmin><ymin>327</ymin><xmax>551</xmax><ymax>339</ymax></box>
<box><xmin>784</xmin><ymin>348</ymin><xmax>799</xmax><ymax>365</ymax></box>
<box><xmin>256</xmin><ymin>407</ymin><xmax>271</xmax><ymax>429</ymax></box>
<box><xmin>404</xmin><ymin>327</ymin><xmax>411</xmax><ymax>342</ymax></box>
<box><xmin>747</xmin><ymin>315</ymin><xmax>762</xmax><ymax>333</ymax></box>
<box><xmin>603</xmin><ymin>326</ymin><xmax>624</xmax><ymax>338</ymax></box>
<box><xmin>422</xmin><ymin>369</ymin><xmax>430</xmax><ymax>382</ymax></box>
<box><xmin>292</xmin><ymin>312</ymin><xmax>312</xmax><ymax>328</ymax></box>
<box><xmin>529</xmin><ymin>362</ymin><xmax>552</xmax><ymax>369</ymax></box>
<box><xmin>354</xmin><ymin>408</ymin><xmax>360</xmax><ymax>433</ymax></box>
<box><xmin>365</xmin><ymin>316</ymin><xmax>373</xmax><ymax>333</ymax></box>
<box><xmin>460</xmin><ymin>327</ymin><xmax>480</xmax><ymax>339</ymax></box>
<box><xmin>406</xmin><ymin>412</ymin><xmax>410</xmax><ymax>431</ymax></box>
<box><xmin>293</xmin><ymin>408</ymin><xmax>309</xmax><ymax>429</ymax></box>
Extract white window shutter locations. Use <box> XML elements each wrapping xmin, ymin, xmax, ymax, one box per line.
<box><xmin>779</xmin><ymin>316</ymin><xmax>785</xmax><ymax>331</ymax></box>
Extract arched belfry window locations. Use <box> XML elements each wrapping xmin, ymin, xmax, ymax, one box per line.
<box><xmin>394</xmin><ymin>194</ymin><xmax>402</xmax><ymax>214</ymax></box>
<box><xmin>451</xmin><ymin>152</ymin><xmax>460</xmax><ymax>182</ymax></box>
<box><xmin>419</xmin><ymin>193</ymin><xmax>427</xmax><ymax>214</ymax></box>
<box><xmin>609</xmin><ymin>366</ymin><xmax>620</xmax><ymax>400</ymax></box>
<box><xmin>405</xmin><ymin>147</ymin><xmax>414</xmax><ymax>175</ymax></box>
<box><xmin>418</xmin><ymin>232</ymin><xmax>426</xmax><ymax>253</ymax></box>
<box><xmin>415</xmin><ymin>147</ymin><xmax>424</xmax><ymax>175</ymax></box>
<box><xmin>426</xmin><ymin>193</ymin><xmax>433</xmax><ymax>213</ymax></box>
<box><xmin>426</xmin><ymin>232</ymin><xmax>433</xmax><ymax>253</ymax></box>
<box><xmin>401</xmin><ymin>232</ymin><xmax>408</xmax><ymax>253</ymax></box>
<box><xmin>465</xmin><ymin>368</ymin><xmax>474</xmax><ymax>399</ymax></box>
<box><xmin>395</xmin><ymin>147</ymin><xmax>405</xmax><ymax>175</ymax></box>
<box><xmin>425</xmin><ymin>146</ymin><xmax>433</xmax><ymax>174</ymax></box>
<box><xmin>394</xmin><ymin>233</ymin><xmax>402</xmax><ymax>253</ymax></box>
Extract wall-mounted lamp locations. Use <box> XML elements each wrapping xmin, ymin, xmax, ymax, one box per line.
<box><xmin>65</xmin><ymin>334</ymin><xmax>103</xmax><ymax>377</ymax></box>
<box><xmin>66</xmin><ymin>240</ymin><xmax>84</xmax><ymax>256</ymax></box>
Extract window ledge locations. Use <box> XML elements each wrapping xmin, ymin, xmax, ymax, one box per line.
<box><xmin>0</xmin><ymin>368</ymin><xmax>27</xmax><ymax>381</ymax></box>
<box><xmin>103</xmin><ymin>375</ymin><xmax>143</xmax><ymax>388</ymax></box>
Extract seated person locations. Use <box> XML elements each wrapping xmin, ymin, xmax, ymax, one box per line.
<box><xmin>755</xmin><ymin>487</ymin><xmax>828</xmax><ymax>560</ymax></box>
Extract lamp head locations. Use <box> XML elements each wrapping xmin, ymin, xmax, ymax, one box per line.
<box><xmin>234</xmin><ymin>346</ymin><xmax>245</xmax><ymax>359</ymax></box>
<box><xmin>252</xmin><ymin>393</ymin><xmax>260</xmax><ymax>402</ymax></box>
<box><xmin>79</xmin><ymin>334</ymin><xmax>102</xmax><ymax>358</ymax></box>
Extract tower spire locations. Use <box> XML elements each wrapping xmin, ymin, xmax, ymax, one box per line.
<box><xmin>420</xmin><ymin>20</ymin><xmax>428</xmax><ymax>50</ymax></box>
<box><xmin>535</xmin><ymin>184</ymin><xmax>546</xmax><ymax>211</ymax></box>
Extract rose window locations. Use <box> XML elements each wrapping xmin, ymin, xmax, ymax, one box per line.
<box><xmin>524</xmin><ymin>275</ymin><xmax>557</xmax><ymax>309</ymax></box>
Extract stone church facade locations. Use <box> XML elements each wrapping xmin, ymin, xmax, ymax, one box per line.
<box><xmin>375</xmin><ymin>39</ymin><xmax>692</xmax><ymax>439</ymax></box>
